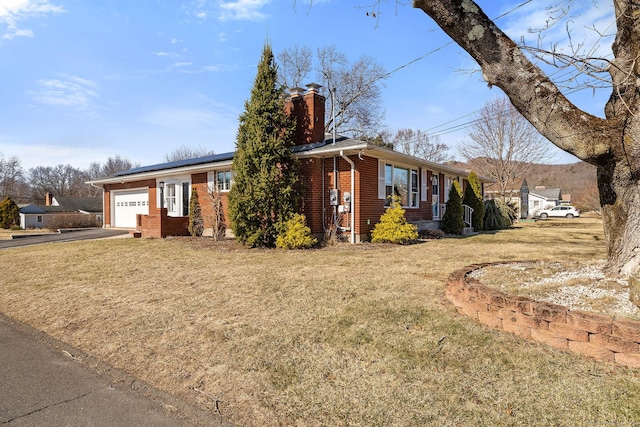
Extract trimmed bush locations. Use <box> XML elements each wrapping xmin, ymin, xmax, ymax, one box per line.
<box><xmin>188</xmin><ymin>187</ymin><xmax>204</xmax><ymax>237</ymax></box>
<box><xmin>441</xmin><ymin>182</ymin><xmax>464</xmax><ymax>235</ymax></box>
<box><xmin>276</xmin><ymin>214</ymin><xmax>317</xmax><ymax>249</ymax></box>
<box><xmin>371</xmin><ymin>197</ymin><xmax>418</xmax><ymax>244</ymax></box>
<box><xmin>462</xmin><ymin>171</ymin><xmax>484</xmax><ymax>231</ymax></box>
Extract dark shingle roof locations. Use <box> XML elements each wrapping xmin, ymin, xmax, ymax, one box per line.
<box><xmin>113</xmin><ymin>152</ymin><xmax>235</xmax><ymax>177</ymax></box>
<box><xmin>531</xmin><ymin>188</ymin><xmax>562</xmax><ymax>200</ymax></box>
<box><xmin>54</xmin><ymin>197</ymin><xmax>103</xmax><ymax>213</ymax></box>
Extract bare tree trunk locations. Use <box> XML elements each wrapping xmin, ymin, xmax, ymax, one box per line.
<box><xmin>598</xmin><ymin>164</ymin><xmax>640</xmax><ymax>276</ymax></box>
<box><xmin>412</xmin><ymin>0</ymin><xmax>640</xmax><ymax>301</ymax></box>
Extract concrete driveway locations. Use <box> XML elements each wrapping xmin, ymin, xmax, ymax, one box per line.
<box><xmin>0</xmin><ymin>228</ymin><xmax>130</xmax><ymax>249</ymax></box>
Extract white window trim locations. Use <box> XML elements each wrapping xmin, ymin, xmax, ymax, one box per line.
<box><xmin>378</xmin><ymin>161</ymin><xmax>419</xmax><ymax>208</ymax></box>
<box><xmin>208</xmin><ymin>169</ymin><xmax>234</xmax><ymax>193</ymax></box>
<box><xmin>378</xmin><ymin>160</ymin><xmax>386</xmax><ymax>199</ymax></box>
<box><xmin>159</xmin><ymin>177</ymin><xmax>191</xmax><ymax>217</ymax></box>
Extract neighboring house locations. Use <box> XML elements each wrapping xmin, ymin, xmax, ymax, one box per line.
<box><xmin>527</xmin><ymin>186</ymin><xmax>563</xmax><ymax>217</ymax></box>
<box><xmin>483</xmin><ymin>180</ymin><xmax>529</xmax><ymax>220</ymax></box>
<box><xmin>18</xmin><ymin>204</ymin><xmax>47</xmax><ymax>229</ymax></box>
<box><xmin>18</xmin><ymin>193</ymin><xmax>103</xmax><ymax>229</ymax></box>
<box><xmin>88</xmin><ymin>85</ymin><xmax>493</xmax><ymax>242</ymax></box>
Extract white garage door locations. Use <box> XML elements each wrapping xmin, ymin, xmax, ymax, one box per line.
<box><xmin>113</xmin><ymin>189</ymin><xmax>149</xmax><ymax>228</ymax></box>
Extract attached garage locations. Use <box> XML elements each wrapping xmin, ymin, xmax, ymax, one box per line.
<box><xmin>112</xmin><ymin>188</ymin><xmax>149</xmax><ymax>228</ymax></box>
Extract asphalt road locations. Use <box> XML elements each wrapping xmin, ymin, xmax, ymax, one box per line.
<box><xmin>0</xmin><ymin>228</ymin><xmax>130</xmax><ymax>249</ymax></box>
<box><xmin>0</xmin><ymin>314</ymin><xmax>222</xmax><ymax>426</ymax></box>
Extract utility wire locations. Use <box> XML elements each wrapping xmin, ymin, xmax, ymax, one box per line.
<box><xmin>382</xmin><ymin>0</ymin><xmax>612</xmax><ymax>142</ymax></box>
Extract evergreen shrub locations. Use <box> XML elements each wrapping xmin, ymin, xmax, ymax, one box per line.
<box><xmin>276</xmin><ymin>214</ymin><xmax>317</xmax><ymax>249</ymax></box>
<box><xmin>462</xmin><ymin>171</ymin><xmax>484</xmax><ymax>231</ymax></box>
<box><xmin>371</xmin><ymin>197</ymin><xmax>418</xmax><ymax>244</ymax></box>
<box><xmin>441</xmin><ymin>182</ymin><xmax>464</xmax><ymax>235</ymax></box>
<box><xmin>188</xmin><ymin>187</ymin><xmax>204</xmax><ymax>237</ymax></box>
<box><xmin>0</xmin><ymin>197</ymin><xmax>20</xmax><ymax>229</ymax></box>
<box><xmin>483</xmin><ymin>199</ymin><xmax>516</xmax><ymax>230</ymax></box>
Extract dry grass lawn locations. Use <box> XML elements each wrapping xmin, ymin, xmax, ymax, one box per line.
<box><xmin>2</xmin><ymin>217</ymin><xmax>640</xmax><ymax>426</ymax></box>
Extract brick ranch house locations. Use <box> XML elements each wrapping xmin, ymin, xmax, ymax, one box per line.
<box><xmin>88</xmin><ymin>84</ymin><xmax>491</xmax><ymax>242</ymax></box>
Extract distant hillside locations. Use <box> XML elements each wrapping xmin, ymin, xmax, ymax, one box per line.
<box><xmin>448</xmin><ymin>160</ymin><xmax>600</xmax><ymax>211</ymax></box>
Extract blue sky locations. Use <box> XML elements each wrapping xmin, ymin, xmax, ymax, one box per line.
<box><xmin>1</xmin><ymin>0</ymin><xmax>615</xmax><ymax>170</ymax></box>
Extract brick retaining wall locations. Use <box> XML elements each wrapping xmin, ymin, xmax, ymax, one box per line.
<box><xmin>447</xmin><ymin>263</ymin><xmax>640</xmax><ymax>368</ymax></box>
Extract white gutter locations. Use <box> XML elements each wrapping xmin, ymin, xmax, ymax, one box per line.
<box><xmin>340</xmin><ymin>150</ymin><xmax>355</xmax><ymax>244</ymax></box>
<box><xmin>88</xmin><ymin>182</ymin><xmax>107</xmax><ymax>228</ymax></box>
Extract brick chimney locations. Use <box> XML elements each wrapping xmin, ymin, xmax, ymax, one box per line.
<box><xmin>45</xmin><ymin>192</ymin><xmax>53</xmax><ymax>206</ymax></box>
<box><xmin>285</xmin><ymin>83</ymin><xmax>326</xmax><ymax>146</ymax></box>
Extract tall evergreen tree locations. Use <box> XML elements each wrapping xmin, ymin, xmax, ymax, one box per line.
<box><xmin>228</xmin><ymin>43</ymin><xmax>300</xmax><ymax>247</ymax></box>
<box><xmin>462</xmin><ymin>171</ymin><xmax>484</xmax><ymax>231</ymax></box>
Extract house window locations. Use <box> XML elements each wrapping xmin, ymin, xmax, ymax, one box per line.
<box><xmin>383</xmin><ymin>163</ymin><xmax>418</xmax><ymax>207</ymax></box>
<box><xmin>432</xmin><ymin>174</ymin><xmax>439</xmax><ymax>197</ymax></box>
<box><xmin>411</xmin><ymin>170</ymin><xmax>419</xmax><ymax>207</ymax></box>
<box><xmin>37</xmin><ymin>215</ymin><xmax>43</xmax><ymax>223</ymax></box>
<box><xmin>208</xmin><ymin>170</ymin><xmax>233</xmax><ymax>192</ymax></box>
<box><xmin>217</xmin><ymin>170</ymin><xmax>233</xmax><ymax>191</ymax></box>
<box><xmin>182</xmin><ymin>182</ymin><xmax>190</xmax><ymax>216</ymax></box>
<box><xmin>165</xmin><ymin>183</ymin><xmax>176</xmax><ymax>214</ymax></box>
<box><xmin>431</xmin><ymin>174</ymin><xmax>440</xmax><ymax>219</ymax></box>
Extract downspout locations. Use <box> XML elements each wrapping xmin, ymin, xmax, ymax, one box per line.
<box><xmin>89</xmin><ymin>182</ymin><xmax>106</xmax><ymax>228</ymax></box>
<box><xmin>339</xmin><ymin>150</ymin><xmax>355</xmax><ymax>244</ymax></box>
<box><xmin>322</xmin><ymin>158</ymin><xmax>326</xmax><ymax>232</ymax></box>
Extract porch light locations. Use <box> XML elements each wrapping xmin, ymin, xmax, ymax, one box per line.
<box><xmin>159</xmin><ymin>181</ymin><xmax>165</xmax><ymax>209</ymax></box>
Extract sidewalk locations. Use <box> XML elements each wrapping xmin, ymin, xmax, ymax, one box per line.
<box><xmin>0</xmin><ymin>314</ymin><xmax>225</xmax><ymax>426</ymax></box>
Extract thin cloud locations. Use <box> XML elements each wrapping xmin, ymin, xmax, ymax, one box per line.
<box><xmin>0</xmin><ymin>0</ymin><xmax>65</xmax><ymax>40</ymax></box>
<box><xmin>219</xmin><ymin>0</ymin><xmax>270</xmax><ymax>21</ymax></box>
<box><xmin>141</xmin><ymin>104</ymin><xmax>237</xmax><ymax>129</ymax></box>
<box><xmin>171</xmin><ymin>61</ymin><xmax>193</xmax><ymax>68</ymax></box>
<box><xmin>29</xmin><ymin>75</ymin><xmax>99</xmax><ymax>112</ymax></box>
<box><xmin>182</xmin><ymin>0</ymin><xmax>270</xmax><ymax>22</ymax></box>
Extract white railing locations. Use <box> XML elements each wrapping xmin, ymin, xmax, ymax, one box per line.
<box><xmin>438</xmin><ymin>203</ymin><xmax>474</xmax><ymax>228</ymax></box>
<box><xmin>463</xmin><ymin>205</ymin><xmax>474</xmax><ymax>228</ymax></box>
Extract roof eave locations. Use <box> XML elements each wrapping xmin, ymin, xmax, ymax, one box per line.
<box><xmin>87</xmin><ymin>159</ymin><xmax>234</xmax><ymax>186</ymax></box>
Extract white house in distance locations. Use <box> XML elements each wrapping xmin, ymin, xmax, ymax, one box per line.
<box><xmin>486</xmin><ymin>180</ymin><xmax>569</xmax><ymax>219</ymax></box>
<box><xmin>520</xmin><ymin>181</ymin><xmax>572</xmax><ymax>218</ymax></box>
<box><xmin>18</xmin><ymin>193</ymin><xmax>102</xmax><ymax>230</ymax></box>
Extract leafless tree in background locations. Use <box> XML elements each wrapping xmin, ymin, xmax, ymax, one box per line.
<box><xmin>0</xmin><ymin>154</ymin><xmax>27</xmax><ymax>203</ymax></box>
<box><xmin>277</xmin><ymin>45</ymin><xmax>312</xmax><ymax>89</ymax></box>
<box><xmin>84</xmin><ymin>155</ymin><xmax>137</xmax><ymax>197</ymax></box>
<box><xmin>382</xmin><ymin>128</ymin><xmax>451</xmax><ymax>163</ymax></box>
<box><xmin>28</xmin><ymin>164</ymin><xmax>86</xmax><ymax>202</ymax></box>
<box><xmin>459</xmin><ymin>97</ymin><xmax>553</xmax><ymax>199</ymax></box>
<box><xmin>164</xmin><ymin>145</ymin><xmax>215</xmax><ymax>162</ymax></box>
<box><xmin>278</xmin><ymin>44</ymin><xmax>387</xmax><ymax>138</ymax></box>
